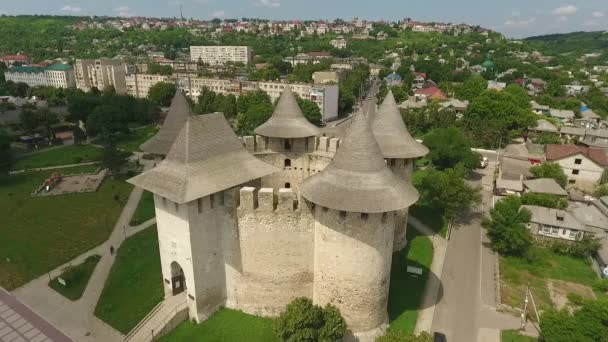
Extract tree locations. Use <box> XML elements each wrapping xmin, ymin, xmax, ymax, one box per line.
<box><xmin>274</xmin><ymin>297</ymin><xmax>346</xmax><ymax>342</ymax></box>
<box><xmin>376</xmin><ymin>331</ymin><xmax>433</xmax><ymax>342</ymax></box>
<box><xmin>101</xmin><ymin>141</ymin><xmax>131</xmax><ymax>174</ymax></box>
<box><xmin>236</xmin><ymin>102</ymin><xmax>273</xmax><ymax>136</ymax></box>
<box><xmin>195</xmin><ymin>86</ymin><xmax>217</xmax><ymax>114</ymax></box>
<box><xmin>86</xmin><ymin>105</ymin><xmax>129</xmax><ymax>137</ymax></box>
<box><xmin>148</xmin><ymin>82</ymin><xmax>176</xmax><ymax>107</ymax></box>
<box><xmin>534</xmin><ymin>132</ymin><xmax>561</xmax><ymax>145</ymax></box>
<box><xmin>423</xmin><ymin>127</ymin><xmax>481</xmax><ymax>170</ymax></box>
<box><xmin>0</xmin><ymin>128</ymin><xmax>11</xmax><ymax>173</ymax></box>
<box><xmin>296</xmin><ymin>97</ymin><xmax>322</xmax><ymax>126</ymax></box>
<box><xmin>529</xmin><ymin>162</ymin><xmax>568</xmax><ymax>188</ymax></box>
<box><xmin>19</xmin><ymin>109</ymin><xmax>40</xmax><ymax>136</ymax></box>
<box><xmin>390</xmin><ymin>86</ymin><xmax>408</xmax><ymax>103</ymax></box>
<box><xmin>72</xmin><ymin>126</ymin><xmax>86</xmax><ymax>145</ymax></box>
<box><xmin>482</xmin><ymin>196</ymin><xmax>532</xmax><ymax>257</ymax></box>
<box><xmin>540</xmin><ymin>299</ymin><xmax>608</xmax><ymax>342</ymax></box>
<box><xmin>414</xmin><ymin>164</ymin><xmax>482</xmax><ymax>221</ymax></box>
<box><xmin>455</xmin><ymin>75</ymin><xmax>487</xmax><ymax>102</ymax></box>
<box><xmin>36</xmin><ymin>108</ymin><xmax>59</xmax><ymax>141</ymax></box>
<box><xmin>521</xmin><ymin>193</ymin><xmax>568</xmax><ymax>209</ymax></box>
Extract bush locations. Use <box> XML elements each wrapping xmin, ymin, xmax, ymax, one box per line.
<box><xmin>73</xmin><ymin>156</ymin><xmax>83</xmax><ymax>164</ymax></box>
<box><xmin>567</xmin><ymin>293</ymin><xmax>584</xmax><ymax>306</ymax></box>
<box><xmin>521</xmin><ymin>193</ymin><xmax>568</xmax><ymax>209</ymax></box>
<box><xmin>376</xmin><ymin>330</ymin><xmax>433</xmax><ymax>342</ymax></box>
<box><xmin>274</xmin><ymin>297</ymin><xmax>346</xmax><ymax>342</ymax></box>
<box><xmin>550</xmin><ymin>236</ymin><xmax>601</xmax><ymax>259</ymax></box>
<box><xmin>592</xmin><ymin>279</ymin><xmax>608</xmax><ymax>293</ymax></box>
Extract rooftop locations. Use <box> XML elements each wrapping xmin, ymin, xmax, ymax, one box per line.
<box><xmin>141</xmin><ymin>91</ymin><xmax>192</xmax><ymax>155</ymax></box>
<box><xmin>523</xmin><ymin>205</ymin><xmax>590</xmax><ymax>232</ymax></box>
<box><xmin>523</xmin><ymin>178</ymin><xmax>568</xmax><ymax>196</ymax></box>
<box><xmin>546</xmin><ymin>144</ymin><xmax>608</xmax><ymax>166</ymax></box>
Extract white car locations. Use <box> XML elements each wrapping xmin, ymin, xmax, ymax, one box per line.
<box><xmin>480</xmin><ymin>157</ymin><xmax>489</xmax><ymax>169</ymax></box>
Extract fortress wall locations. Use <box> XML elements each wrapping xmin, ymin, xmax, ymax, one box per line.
<box><xmin>312</xmin><ymin>207</ymin><xmax>396</xmax><ymax>336</ymax></box>
<box><xmin>388</xmin><ymin>158</ymin><xmax>415</xmax><ymax>251</ymax></box>
<box><xmin>224</xmin><ymin>187</ymin><xmax>315</xmax><ymax>316</ymax></box>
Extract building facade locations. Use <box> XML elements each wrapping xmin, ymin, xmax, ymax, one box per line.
<box><xmin>189</xmin><ymin>46</ymin><xmax>253</xmax><ymax>65</ymax></box>
<box><xmin>4</xmin><ymin>64</ymin><xmax>75</xmax><ymax>88</ymax></box>
<box><xmin>74</xmin><ymin>59</ymin><xmax>128</xmax><ymax>94</ymax></box>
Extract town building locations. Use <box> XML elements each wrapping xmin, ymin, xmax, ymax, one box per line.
<box><xmin>0</xmin><ymin>54</ymin><xmax>31</xmax><ymax>66</ymax></box>
<box><xmin>4</xmin><ymin>64</ymin><xmax>76</xmax><ymax>88</ymax></box>
<box><xmin>74</xmin><ymin>59</ymin><xmax>128</xmax><ymax>94</ymax></box>
<box><xmin>189</xmin><ymin>46</ymin><xmax>253</xmax><ymax>65</ymax></box>
<box><xmin>546</xmin><ymin>144</ymin><xmax>608</xmax><ymax>190</ymax></box>
<box><xmin>128</xmin><ymin>89</ymin><xmax>424</xmax><ymax>341</ymax></box>
<box><xmin>329</xmin><ymin>36</ymin><xmax>347</xmax><ymax>49</ymax></box>
<box><xmin>125</xmin><ymin>74</ymin><xmax>170</xmax><ymax>98</ymax></box>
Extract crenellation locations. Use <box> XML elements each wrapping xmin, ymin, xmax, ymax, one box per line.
<box><xmin>239</xmin><ymin>187</ymin><xmax>257</xmax><ymax>210</ymax></box>
<box><xmin>243</xmin><ymin>136</ymin><xmax>255</xmax><ymax>152</ymax></box>
<box><xmin>328</xmin><ymin>138</ymin><xmax>340</xmax><ymax>152</ymax></box>
<box><xmin>255</xmin><ymin>135</ymin><xmax>267</xmax><ymax>151</ymax></box>
<box><xmin>318</xmin><ymin>136</ymin><xmax>329</xmax><ymax>151</ymax></box>
<box><xmin>257</xmin><ymin>188</ymin><xmax>275</xmax><ymax>211</ymax></box>
<box><xmin>278</xmin><ymin>188</ymin><xmax>296</xmax><ymax>211</ymax></box>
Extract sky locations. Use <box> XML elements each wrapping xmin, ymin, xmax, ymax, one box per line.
<box><xmin>0</xmin><ymin>0</ymin><xmax>607</xmax><ymax>38</ymax></box>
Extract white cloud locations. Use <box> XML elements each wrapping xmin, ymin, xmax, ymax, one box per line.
<box><xmin>592</xmin><ymin>11</ymin><xmax>604</xmax><ymax>18</ymax></box>
<box><xmin>211</xmin><ymin>10</ymin><xmax>225</xmax><ymax>17</ymax></box>
<box><xmin>254</xmin><ymin>0</ymin><xmax>281</xmax><ymax>8</ymax></box>
<box><xmin>114</xmin><ymin>6</ymin><xmax>132</xmax><ymax>17</ymax></box>
<box><xmin>61</xmin><ymin>5</ymin><xmax>82</xmax><ymax>13</ymax></box>
<box><xmin>504</xmin><ymin>17</ymin><xmax>536</xmax><ymax>29</ymax></box>
<box><xmin>552</xmin><ymin>5</ymin><xmax>577</xmax><ymax>16</ymax></box>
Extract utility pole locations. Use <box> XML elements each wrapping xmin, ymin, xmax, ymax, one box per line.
<box><xmin>521</xmin><ymin>284</ymin><xmax>530</xmax><ymax>330</ymax></box>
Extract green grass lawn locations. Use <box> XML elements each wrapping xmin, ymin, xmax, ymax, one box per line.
<box><xmin>501</xmin><ymin>330</ymin><xmax>538</xmax><ymax>342</ymax></box>
<box><xmin>158</xmin><ymin>309</ymin><xmax>278</xmax><ymax>342</ymax></box>
<box><xmin>117</xmin><ymin>125</ymin><xmax>159</xmax><ymax>152</ymax></box>
<box><xmin>95</xmin><ymin>226</ymin><xmax>163</xmax><ymax>334</ymax></box>
<box><xmin>500</xmin><ymin>248</ymin><xmax>598</xmax><ymax>311</ymax></box>
<box><xmin>387</xmin><ymin>226</ymin><xmax>434</xmax><ymax>333</ymax></box>
<box><xmin>48</xmin><ymin>254</ymin><xmax>101</xmax><ymax>300</ymax></box>
<box><xmin>0</xmin><ymin>167</ymin><xmax>133</xmax><ymax>290</ymax></box>
<box><xmin>12</xmin><ymin>144</ymin><xmax>103</xmax><ymax>170</ymax></box>
<box><xmin>130</xmin><ymin>191</ymin><xmax>155</xmax><ymax>226</ymax></box>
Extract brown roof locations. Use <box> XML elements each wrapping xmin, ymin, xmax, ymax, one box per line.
<box><xmin>254</xmin><ymin>87</ymin><xmax>320</xmax><ymax>138</ymax></box>
<box><xmin>300</xmin><ymin>110</ymin><xmax>419</xmax><ymax>213</ymax></box>
<box><xmin>546</xmin><ymin>144</ymin><xmax>608</xmax><ymax>166</ymax></box>
<box><xmin>129</xmin><ymin>113</ymin><xmax>279</xmax><ymax>204</ymax></box>
<box><xmin>372</xmin><ymin>90</ymin><xmax>429</xmax><ymax>159</ymax></box>
<box><xmin>141</xmin><ymin>91</ymin><xmax>192</xmax><ymax>155</ymax></box>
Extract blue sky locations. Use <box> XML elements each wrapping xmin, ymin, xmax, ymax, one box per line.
<box><xmin>1</xmin><ymin>0</ymin><xmax>607</xmax><ymax>38</ymax></box>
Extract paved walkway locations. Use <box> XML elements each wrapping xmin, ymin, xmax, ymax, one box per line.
<box><xmin>124</xmin><ymin>293</ymin><xmax>187</xmax><ymax>342</ymax></box>
<box><xmin>9</xmin><ymin>161</ymin><xmax>99</xmax><ymax>174</ymax></box>
<box><xmin>409</xmin><ymin>216</ymin><xmax>448</xmax><ymax>335</ymax></box>
<box><xmin>13</xmin><ymin>160</ymin><xmax>156</xmax><ymax>342</ymax></box>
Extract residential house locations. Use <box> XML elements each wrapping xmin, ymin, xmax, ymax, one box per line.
<box><xmin>580</xmin><ymin>108</ymin><xmax>601</xmax><ymax>124</ymax></box>
<box><xmin>440</xmin><ymin>99</ymin><xmax>469</xmax><ymax>116</ymax></box>
<box><xmin>522</xmin><ymin>178</ymin><xmax>568</xmax><ymax>197</ymax></box>
<box><xmin>529</xmin><ymin>119</ymin><xmax>558</xmax><ymax>134</ymax></box>
<box><xmin>560</xmin><ymin>126</ymin><xmax>586</xmax><ymax>143</ymax></box>
<box><xmin>546</xmin><ymin>144</ymin><xmax>608</xmax><ymax>190</ymax></box>
<box><xmin>531</xmin><ymin>101</ymin><xmax>550</xmax><ymax>116</ymax></box>
<box><xmin>564</xmin><ymin>85</ymin><xmax>590</xmax><ymax>97</ymax></box>
<box><xmin>413</xmin><ymin>72</ymin><xmax>426</xmax><ymax>89</ymax></box>
<box><xmin>487</xmin><ymin>81</ymin><xmax>506</xmax><ymax>91</ymax></box>
<box><xmin>399</xmin><ymin>97</ymin><xmax>427</xmax><ymax>110</ymax></box>
<box><xmin>580</xmin><ymin>129</ymin><xmax>608</xmax><ymax>148</ymax></box>
<box><xmin>549</xmin><ymin>108</ymin><xmax>575</xmax><ymax>123</ymax></box>
<box><xmin>312</xmin><ymin>71</ymin><xmax>340</xmax><ymax>85</ymax></box>
<box><xmin>330</xmin><ymin>37</ymin><xmax>347</xmax><ymax>49</ymax></box>
<box><xmin>524</xmin><ymin>205</ymin><xmax>593</xmax><ymax>242</ymax></box>
<box><xmin>414</xmin><ymin>86</ymin><xmax>447</xmax><ymax>101</ymax></box>
<box><xmin>496</xmin><ymin>173</ymin><xmax>524</xmax><ymax>196</ymax></box>
<box><xmin>385</xmin><ymin>72</ymin><xmax>402</xmax><ymax>87</ymax></box>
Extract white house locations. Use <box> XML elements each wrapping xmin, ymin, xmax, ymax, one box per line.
<box><xmin>546</xmin><ymin>144</ymin><xmax>608</xmax><ymax>190</ymax></box>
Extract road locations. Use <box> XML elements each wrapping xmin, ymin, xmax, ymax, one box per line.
<box><xmin>431</xmin><ymin>156</ymin><xmax>524</xmax><ymax>342</ymax></box>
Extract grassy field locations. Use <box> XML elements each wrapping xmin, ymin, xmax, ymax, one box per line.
<box><xmin>158</xmin><ymin>309</ymin><xmax>278</xmax><ymax>342</ymax></box>
<box><xmin>117</xmin><ymin>126</ymin><xmax>159</xmax><ymax>152</ymax></box>
<box><xmin>48</xmin><ymin>254</ymin><xmax>101</xmax><ymax>300</ymax></box>
<box><xmin>12</xmin><ymin>144</ymin><xmax>103</xmax><ymax>170</ymax></box>
<box><xmin>130</xmin><ymin>191</ymin><xmax>155</xmax><ymax>225</ymax></box>
<box><xmin>500</xmin><ymin>248</ymin><xmax>598</xmax><ymax>311</ymax></box>
<box><xmin>387</xmin><ymin>226</ymin><xmax>434</xmax><ymax>333</ymax></box>
<box><xmin>0</xmin><ymin>167</ymin><xmax>133</xmax><ymax>290</ymax></box>
<box><xmin>95</xmin><ymin>226</ymin><xmax>163</xmax><ymax>334</ymax></box>
<box><xmin>501</xmin><ymin>330</ymin><xmax>538</xmax><ymax>342</ymax></box>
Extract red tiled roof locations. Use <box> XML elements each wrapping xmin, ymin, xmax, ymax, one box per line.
<box><xmin>415</xmin><ymin>72</ymin><xmax>427</xmax><ymax>79</ymax></box>
<box><xmin>546</xmin><ymin>144</ymin><xmax>608</xmax><ymax>166</ymax></box>
<box><xmin>414</xmin><ymin>86</ymin><xmax>447</xmax><ymax>100</ymax></box>
<box><xmin>0</xmin><ymin>54</ymin><xmax>29</xmax><ymax>61</ymax></box>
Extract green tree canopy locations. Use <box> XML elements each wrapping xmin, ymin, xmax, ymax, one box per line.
<box><xmin>274</xmin><ymin>297</ymin><xmax>346</xmax><ymax>342</ymax></box>
<box><xmin>423</xmin><ymin>127</ymin><xmax>481</xmax><ymax>170</ymax></box>
<box><xmin>296</xmin><ymin>97</ymin><xmax>322</xmax><ymax>126</ymax></box>
<box><xmin>376</xmin><ymin>331</ymin><xmax>433</xmax><ymax>342</ymax></box>
<box><xmin>148</xmin><ymin>82</ymin><xmax>176</xmax><ymax>107</ymax></box>
<box><xmin>482</xmin><ymin>196</ymin><xmax>532</xmax><ymax>257</ymax></box>
<box><xmin>521</xmin><ymin>193</ymin><xmax>568</xmax><ymax>209</ymax></box>
<box><xmin>529</xmin><ymin>162</ymin><xmax>568</xmax><ymax>188</ymax></box>
<box><xmin>455</xmin><ymin>75</ymin><xmax>487</xmax><ymax>102</ymax></box>
<box><xmin>540</xmin><ymin>299</ymin><xmax>608</xmax><ymax>342</ymax></box>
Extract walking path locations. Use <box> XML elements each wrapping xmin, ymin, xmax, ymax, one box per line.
<box><xmin>124</xmin><ymin>293</ymin><xmax>187</xmax><ymax>342</ymax></box>
<box><xmin>409</xmin><ymin>216</ymin><xmax>448</xmax><ymax>335</ymax></box>
<box><xmin>9</xmin><ymin>161</ymin><xmax>99</xmax><ymax>174</ymax></box>
<box><xmin>13</xmin><ymin>160</ymin><xmax>156</xmax><ymax>342</ymax></box>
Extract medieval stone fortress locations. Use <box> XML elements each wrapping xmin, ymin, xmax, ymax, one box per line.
<box><xmin>129</xmin><ymin>88</ymin><xmax>428</xmax><ymax>340</ymax></box>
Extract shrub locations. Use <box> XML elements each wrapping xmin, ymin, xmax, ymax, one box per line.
<box><xmin>567</xmin><ymin>293</ymin><xmax>584</xmax><ymax>306</ymax></box>
<box><xmin>521</xmin><ymin>193</ymin><xmax>568</xmax><ymax>209</ymax></box>
<box><xmin>592</xmin><ymin>279</ymin><xmax>608</xmax><ymax>293</ymax></box>
<box><xmin>274</xmin><ymin>297</ymin><xmax>346</xmax><ymax>342</ymax></box>
<box><xmin>73</xmin><ymin>156</ymin><xmax>83</xmax><ymax>164</ymax></box>
<box><xmin>550</xmin><ymin>236</ymin><xmax>601</xmax><ymax>259</ymax></box>
<box><xmin>376</xmin><ymin>330</ymin><xmax>433</xmax><ymax>342</ymax></box>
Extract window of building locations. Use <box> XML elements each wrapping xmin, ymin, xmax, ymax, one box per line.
<box><xmin>197</xmin><ymin>198</ymin><xmax>203</xmax><ymax>213</ymax></box>
<box><xmin>572</xmin><ymin>169</ymin><xmax>580</xmax><ymax>175</ymax></box>
<box><xmin>569</xmin><ymin>230</ymin><xmax>577</xmax><ymax>239</ymax></box>
<box><xmin>574</xmin><ymin>158</ymin><xmax>582</xmax><ymax>165</ymax></box>
<box><xmin>284</xmin><ymin>159</ymin><xmax>291</xmax><ymax>168</ymax></box>
<box><xmin>551</xmin><ymin>228</ymin><xmax>559</xmax><ymax>234</ymax></box>
<box><xmin>284</xmin><ymin>139</ymin><xmax>291</xmax><ymax>150</ymax></box>
<box><xmin>569</xmin><ymin>179</ymin><xmax>576</xmax><ymax>184</ymax></box>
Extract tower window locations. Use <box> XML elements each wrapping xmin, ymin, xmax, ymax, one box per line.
<box><xmin>339</xmin><ymin>211</ymin><xmax>347</xmax><ymax>221</ymax></box>
<box><xmin>197</xmin><ymin>198</ymin><xmax>203</xmax><ymax>213</ymax></box>
<box><xmin>285</xmin><ymin>182</ymin><xmax>291</xmax><ymax>189</ymax></box>
<box><xmin>210</xmin><ymin>194</ymin><xmax>215</xmax><ymax>208</ymax></box>
<box><xmin>361</xmin><ymin>213</ymin><xmax>369</xmax><ymax>221</ymax></box>
<box><xmin>284</xmin><ymin>139</ymin><xmax>291</xmax><ymax>150</ymax></box>
<box><xmin>284</xmin><ymin>159</ymin><xmax>291</xmax><ymax>168</ymax></box>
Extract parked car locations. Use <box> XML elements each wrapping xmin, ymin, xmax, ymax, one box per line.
<box><xmin>480</xmin><ymin>156</ymin><xmax>489</xmax><ymax>168</ymax></box>
<box><xmin>433</xmin><ymin>332</ymin><xmax>447</xmax><ymax>342</ymax></box>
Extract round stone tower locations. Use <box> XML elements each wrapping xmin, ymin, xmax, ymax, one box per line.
<box><xmin>372</xmin><ymin>90</ymin><xmax>429</xmax><ymax>251</ymax></box>
<box><xmin>300</xmin><ymin>112</ymin><xmax>419</xmax><ymax>340</ymax></box>
<box><xmin>254</xmin><ymin>87</ymin><xmax>320</xmax><ymax>191</ymax></box>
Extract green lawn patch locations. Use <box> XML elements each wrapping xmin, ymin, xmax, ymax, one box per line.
<box><xmin>0</xmin><ymin>168</ymin><xmax>133</xmax><ymax>290</ymax></box>
<box><xmin>500</xmin><ymin>248</ymin><xmax>598</xmax><ymax>312</ymax></box>
<box><xmin>48</xmin><ymin>254</ymin><xmax>101</xmax><ymax>300</ymax></box>
<box><xmin>117</xmin><ymin>125</ymin><xmax>159</xmax><ymax>152</ymax></box>
<box><xmin>130</xmin><ymin>191</ymin><xmax>155</xmax><ymax>226</ymax></box>
<box><xmin>409</xmin><ymin>205</ymin><xmax>449</xmax><ymax>237</ymax></box>
<box><xmin>12</xmin><ymin>144</ymin><xmax>103</xmax><ymax>170</ymax></box>
<box><xmin>387</xmin><ymin>226</ymin><xmax>434</xmax><ymax>333</ymax></box>
<box><xmin>501</xmin><ymin>330</ymin><xmax>538</xmax><ymax>342</ymax></box>
<box><xmin>95</xmin><ymin>226</ymin><xmax>163</xmax><ymax>334</ymax></box>
<box><xmin>158</xmin><ymin>309</ymin><xmax>278</xmax><ymax>342</ymax></box>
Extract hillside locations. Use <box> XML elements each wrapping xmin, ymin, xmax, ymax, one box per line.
<box><xmin>525</xmin><ymin>31</ymin><xmax>608</xmax><ymax>56</ymax></box>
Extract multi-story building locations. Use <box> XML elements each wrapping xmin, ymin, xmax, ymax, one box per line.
<box><xmin>74</xmin><ymin>59</ymin><xmax>128</xmax><ymax>94</ymax></box>
<box><xmin>125</xmin><ymin>74</ymin><xmax>170</xmax><ymax>98</ymax></box>
<box><xmin>0</xmin><ymin>54</ymin><xmax>31</xmax><ymax>66</ymax></box>
<box><xmin>4</xmin><ymin>64</ymin><xmax>76</xmax><ymax>88</ymax></box>
<box><xmin>189</xmin><ymin>46</ymin><xmax>252</xmax><ymax>65</ymax></box>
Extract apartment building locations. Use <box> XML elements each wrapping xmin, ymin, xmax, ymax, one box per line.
<box><xmin>74</xmin><ymin>59</ymin><xmax>128</xmax><ymax>94</ymax></box>
<box><xmin>125</xmin><ymin>74</ymin><xmax>170</xmax><ymax>98</ymax></box>
<box><xmin>4</xmin><ymin>64</ymin><xmax>76</xmax><ymax>88</ymax></box>
<box><xmin>257</xmin><ymin>81</ymin><xmax>339</xmax><ymax>122</ymax></box>
<box><xmin>189</xmin><ymin>46</ymin><xmax>252</xmax><ymax>65</ymax></box>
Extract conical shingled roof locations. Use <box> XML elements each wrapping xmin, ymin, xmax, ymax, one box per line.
<box><xmin>254</xmin><ymin>87</ymin><xmax>320</xmax><ymax>138</ymax></box>
<box><xmin>372</xmin><ymin>90</ymin><xmax>429</xmax><ymax>159</ymax></box>
<box><xmin>129</xmin><ymin>113</ymin><xmax>279</xmax><ymax>204</ymax></box>
<box><xmin>300</xmin><ymin>111</ymin><xmax>419</xmax><ymax>213</ymax></box>
<box><xmin>141</xmin><ymin>91</ymin><xmax>192</xmax><ymax>155</ymax></box>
